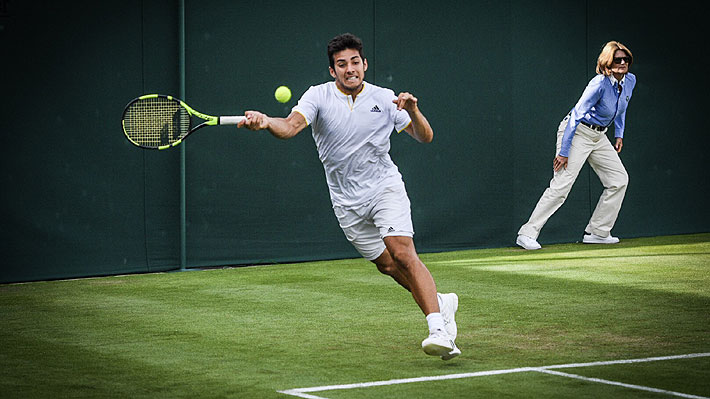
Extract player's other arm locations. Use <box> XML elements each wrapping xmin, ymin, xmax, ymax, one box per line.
<box><xmin>238</xmin><ymin>111</ymin><xmax>307</xmax><ymax>140</ymax></box>
<box><xmin>394</xmin><ymin>92</ymin><xmax>433</xmax><ymax>143</ymax></box>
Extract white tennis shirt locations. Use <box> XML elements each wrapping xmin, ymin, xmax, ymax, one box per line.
<box><xmin>293</xmin><ymin>81</ymin><xmax>412</xmax><ymax>208</ymax></box>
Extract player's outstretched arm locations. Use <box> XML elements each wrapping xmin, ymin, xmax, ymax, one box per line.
<box><xmin>394</xmin><ymin>92</ymin><xmax>433</xmax><ymax>143</ymax></box>
<box><xmin>238</xmin><ymin>111</ymin><xmax>307</xmax><ymax>140</ymax></box>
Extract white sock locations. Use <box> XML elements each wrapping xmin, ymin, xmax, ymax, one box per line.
<box><xmin>426</xmin><ymin>312</ymin><xmax>445</xmax><ymax>334</ymax></box>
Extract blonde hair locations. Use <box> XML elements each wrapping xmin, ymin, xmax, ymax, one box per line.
<box><xmin>596</xmin><ymin>41</ymin><xmax>633</xmax><ymax>76</ymax></box>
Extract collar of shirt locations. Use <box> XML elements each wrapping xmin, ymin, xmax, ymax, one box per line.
<box><xmin>608</xmin><ymin>74</ymin><xmax>626</xmax><ymax>88</ymax></box>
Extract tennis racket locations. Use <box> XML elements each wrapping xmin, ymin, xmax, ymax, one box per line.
<box><xmin>122</xmin><ymin>94</ymin><xmax>245</xmax><ymax>150</ymax></box>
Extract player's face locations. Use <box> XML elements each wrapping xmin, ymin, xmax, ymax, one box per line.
<box><xmin>329</xmin><ymin>48</ymin><xmax>368</xmax><ymax>94</ymax></box>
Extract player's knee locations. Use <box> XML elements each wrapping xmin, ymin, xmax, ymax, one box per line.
<box><xmin>372</xmin><ymin>250</ymin><xmax>398</xmax><ymax>277</ymax></box>
<box><xmin>375</xmin><ymin>260</ymin><xmax>396</xmax><ymax>276</ymax></box>
<box><xmin>389</xmin><ymin>248</ymin><xmax>419</xmax><ymax>272</ymax></box>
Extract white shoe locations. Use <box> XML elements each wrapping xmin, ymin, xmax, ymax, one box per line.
<box><xmin>421</xmin><ymin>329</ymin><xmax>456</xmax><ymax>358</ymax></box>
<box><xmin>516</xmin><ymin>234</ymin><xmax>541</xmax><ymax>250</ymax></box>
<box><xmin>583</xmin><ymin>233</ymin><xmax>619</xmax><ymax>244</ymax></box>
<box><xmin>438</xmin><ymin>293</ymin><xmax>458</xmax><ymax>340</ymax></box>
<box><xmin>441</xmin><ymin>342</ymin><xmax>461</xmax><ymax>361</ymax></box>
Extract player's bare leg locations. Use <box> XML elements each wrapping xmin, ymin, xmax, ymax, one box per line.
<box><xmin>381</xmin><ymin>236</ymin><xmax>438</xmax><ymax>314</ymax></box>
<box><xmin>376</xmin><ymin>236</ymin><xmax>460</xmax><ymax>359</ymax></box>
<box><xmin>372</xmin><ymin>249</ymin><xmax>411</xmax><ymax>291</ymax></box>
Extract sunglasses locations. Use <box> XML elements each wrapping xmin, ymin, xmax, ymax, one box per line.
<box><xmin>613</xmin><ymin>56</ymin><xmax>632</xmax><ymax>64</ymax></box>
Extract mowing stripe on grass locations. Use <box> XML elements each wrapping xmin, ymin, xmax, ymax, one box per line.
<box><xmin>278</xmin><ymin>352</ymin><xmax>710</xmax><ymax>398</ymax></box>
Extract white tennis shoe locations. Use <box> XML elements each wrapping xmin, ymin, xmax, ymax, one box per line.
<box><xmin>583</xmin><ymin>233</ymin><xmax>619</xmax><ymax>244</ymax></box>
<box><xmin>421</xmin><ymin>329</ymin><xmax>456</xmax><ymax>358</ymax></box>
<box><xmin>438</xmin><ymin>293</ymin><xmax>458</xmax><ymax>340</ymax></box>
<box><xmin>425</xmin><ymin>293</ymin><xmax>461</xmax><ymax>361</ymax></box>
<box><xmin>441</xmin><ymin>341</ymin><xmax>461</xmax><ymax>361</ymax></box>
<box><xmin>517</xmin><ymin>234</ymin><xmax>541</xmax><ymax>250</ymax></box>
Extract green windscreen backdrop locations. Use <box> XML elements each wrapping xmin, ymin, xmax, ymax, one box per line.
<box><xmin>1</xmin><ymin>0</ymin><xmax>708</xmax><ymax>283</ymax></box>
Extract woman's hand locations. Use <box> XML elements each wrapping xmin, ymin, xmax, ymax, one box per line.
<box><xmin>553</xmin><ymin>155</ymin><xmax>568</xmax><ymax>172</ymax></box>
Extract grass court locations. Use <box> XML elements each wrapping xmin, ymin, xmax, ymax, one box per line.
<box><xmin>1</xmin><ymin>233</ymin><xmax>708</xmax><ymax>398</ymax></box>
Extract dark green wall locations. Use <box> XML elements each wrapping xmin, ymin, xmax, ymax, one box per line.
<box><xmin>1</xmin><ymin>1</ymin><xmax>708</xmax><ymax>283</ymax></box>
<box><xmin>0</xmin><ymin>1</ymin><xmax>181</xmax><ymax>282</ymax></box>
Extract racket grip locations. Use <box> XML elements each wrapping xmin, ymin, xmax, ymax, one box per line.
<box><xmin>219</xmin><ymin>116</ymin><xmax>245</xmax><ymax>125</ymax></box>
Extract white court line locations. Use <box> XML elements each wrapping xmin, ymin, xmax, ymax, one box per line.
<box><xmin>535</xmin><ymin>369</ymin><xmax>708</xmax><ymax>399</ymax></box>
<box><xmin>279</xmin><ymin>367</ymin><xmax>539</xmax><ymax>398</ymax></box>
<box><xmin>541</xmin><ymin>352</ymin><xmax>710</xmax><ymax>369</ymax></box>
<box><xmin>278</xmin><ymin>352</ymin><xmax>710</xmax><ymax>398</ymax></box>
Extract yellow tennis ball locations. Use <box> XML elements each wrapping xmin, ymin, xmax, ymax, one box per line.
<box><xmin>275</xmin><ymin>85</ymin><xmax>292</xmax><ymax>103</ymax></box>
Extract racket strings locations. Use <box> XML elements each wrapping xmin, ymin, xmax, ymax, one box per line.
<box><xmin>123</xmin><ymin>97</ymin><xmax>191</xmax><ymax>147</ymax></box>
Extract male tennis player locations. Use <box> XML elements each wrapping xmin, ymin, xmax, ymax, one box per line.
<box><xmin>238</xmin><ymin>33</ymin><xmax>460</xmax><ymax>360</ymax></box>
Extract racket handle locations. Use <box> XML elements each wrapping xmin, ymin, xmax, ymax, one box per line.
<box><xmin>219</xmin><ymin>116</ymin><xmax>245</xmax><ymax>125</ymax></box>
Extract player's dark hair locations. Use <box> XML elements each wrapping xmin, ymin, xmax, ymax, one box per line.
<box><xmin>327</xmin><ymin>33</ymin><xmax>365</xmax><ymax>69</ymax></box>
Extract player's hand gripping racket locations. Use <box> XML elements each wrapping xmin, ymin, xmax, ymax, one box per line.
<box><xmin>122</xmin><ymin>94</ymin><xmax>245</xmax><ymax>150</ymax></box>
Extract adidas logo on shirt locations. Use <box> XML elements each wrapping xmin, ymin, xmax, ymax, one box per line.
<box><xmin>370</xmin><ymin>105</ymin><xmax>381</xmax><ymax>113</ymax></box>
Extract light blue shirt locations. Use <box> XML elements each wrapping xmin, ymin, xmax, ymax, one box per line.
<box><xmin>560</xmin><ymin>72</ymin><xmax>636</xmax><ymax>157</ymax></box>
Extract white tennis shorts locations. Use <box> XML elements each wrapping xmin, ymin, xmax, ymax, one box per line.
<box><xmin>333</xmin><ymin>184</ymin><xmax>414</xmax><ymax>261</ymax></box>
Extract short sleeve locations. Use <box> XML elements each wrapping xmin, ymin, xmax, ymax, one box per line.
<box><xmin>388</xmin><ymin>90</ymin><xmax>412</xmax><ymax>132</ymax></box>
<box><xmin>292</xmin><ymin>86</ymin><xmax>319</xmax><ymax>126</ymax></box>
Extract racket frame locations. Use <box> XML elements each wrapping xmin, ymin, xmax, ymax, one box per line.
<box><xmin>122</xmin><ymin>94</ymin><xmax>243</xmax><ymax>150</ymax></box>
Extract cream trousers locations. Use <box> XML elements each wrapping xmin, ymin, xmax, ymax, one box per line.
<box><xmin>519</xmin><ymin>116</ymin><xmax>629</xmax><ymax>239</ymax></box>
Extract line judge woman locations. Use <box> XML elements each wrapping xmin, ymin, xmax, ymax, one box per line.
<box><xmin>517</xmin><ymin>41</ymin><xmax>636</xmax><ymax>250</ymax></box>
